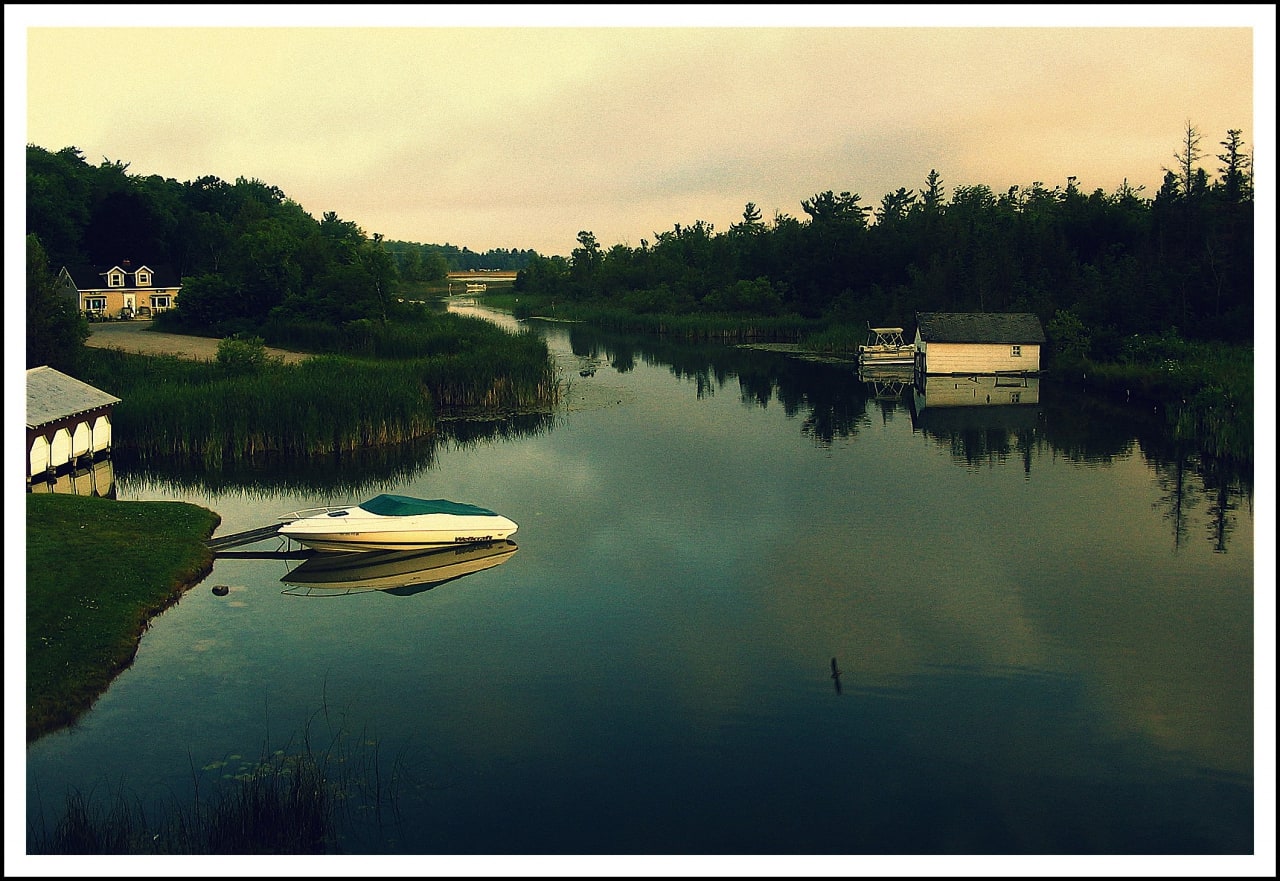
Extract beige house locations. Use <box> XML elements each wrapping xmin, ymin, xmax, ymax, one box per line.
<box><xmin>914</xmin><ymin>312</ymin><xmax>1045</xmax><ymax>375</ymax></box>
<box><xmin>58</xmin><ymin>259</ymin><xmax>182</xmax><ymax>320</ymax></box>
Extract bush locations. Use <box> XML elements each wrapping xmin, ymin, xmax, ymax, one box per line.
<box><xmin>216</xmin><ymin>335</ymin><xmax>271</xmax><ymax>376</ymax></box>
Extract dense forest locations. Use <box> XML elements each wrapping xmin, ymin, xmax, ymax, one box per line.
<box><xmin>25</xmin><ymin>143</ymin><xmax>533</xmax><ymax>349</ymax></box>
<box><xmin>515</xmin><ymin>124</ymin><xmax>1254</xmax><ymax>356</ymax></box>
<box><xmin>28</xmin><ymin>123</ymin><xmax>1252</xmax><ymax>367</ymax></box>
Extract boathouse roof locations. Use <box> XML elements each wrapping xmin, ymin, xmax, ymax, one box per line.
<box><xmin>915</xmin><ymin>312</ymin><xmax>1046</xmax><ymax>344</ymax></box>
<box><xmin>26</xmin><ymin>366</ymin><xmax>121</xmax><ymax>430</ymax></box>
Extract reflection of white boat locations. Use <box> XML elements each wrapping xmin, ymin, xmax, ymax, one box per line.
<box><xmin>857</xmin><ymin>326</ymin><xmax>915</xmax><ymax>366</ymax></box>
<box><xmin>858</xmin><ymin>363</ymin><xmax>915</xmax><ymax>400</ymax></box>
<box><xmin>281</xmin><ymin>540</ymin><xmax>518</xmax><ymax>596</ymax></box>
<box><xmin>277</xmin><ymin>493</ymin><xmax>518</xmax><ymax>552</ymax></box>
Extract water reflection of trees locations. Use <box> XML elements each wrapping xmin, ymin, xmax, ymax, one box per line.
<box><xmin>568</xmin><ymin>326</ymin><xmax>873</xmax><ymax>446</ymax></box>
<box><xmin>566</xmin><ymin>324</ymin><xmax>1252</xmax><ymax>554</ymax></box>
<box><xmin>1142</xmin><ymin>432</ymin><xmax>1250</xmax><ymax>556</ymax></box>
<box><xmin>115</xmin><ymin>412</ymin><xmax>555</xmax><ymax>497</ymax></box>
<box><xmin>914</xmin><ymin>382</ymin><xmax>1250</xmax><ymax>553</ymax></box>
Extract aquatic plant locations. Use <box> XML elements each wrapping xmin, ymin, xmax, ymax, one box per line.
<box><xmin>28</xmin><ymin>709</ymin><xmax>411</xmax><ymax>854</ymax></box>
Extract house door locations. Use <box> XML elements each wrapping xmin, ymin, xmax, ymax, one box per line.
<box><xmin>123</xmin><ymin>294</ymin><xmax>136</xmax><ymax>318</ymax></box>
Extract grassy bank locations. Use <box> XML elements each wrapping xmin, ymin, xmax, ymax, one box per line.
<box><xmin>1065</xmin><ymin>333</ymin><xmax>1253</xmax><ymax>465</ymax></box>
<box><xmin>26</xmin><ymin>493</ymin><xmax>220</xmax><ymax>741</ymax></box>
<box><xmin>26</xmin><ymin>499</ymin><xmax>411</xmax><ymax>854</ymax></box>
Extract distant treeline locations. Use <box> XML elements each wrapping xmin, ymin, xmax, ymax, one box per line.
<box><xmin>381</xmin><ymin>240</ymin><xmax>539</xmax><ymax>277</ymax></box>
<box><xmin>515</xmin><ymin>124</ymin><xmax>1253</xmax><ymax>351</ymax></box>
<box><xmin>27</xmin><ymin>122</ymin><xmax>1253</xmax><ymax>356</ymax></box>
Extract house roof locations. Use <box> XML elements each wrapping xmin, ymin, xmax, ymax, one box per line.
<box><xmin>60</xmin><ymin>259</ymin><xmax>182</xmax><ymax>290</ymax></box>
<box><xmin>26</xmin><ymin>366</ymin><xmax>121</xmax><ymax>429</ymax></box>
<box><xmin>915</xmin><ymin>312</ymin><xmax>1046</xmax><ymax>344</ymax></box>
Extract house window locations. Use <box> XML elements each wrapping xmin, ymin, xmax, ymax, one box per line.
<box><xmin>1011</xmin><ymin>345</ymin><xmax>1022</xmax><ymax>357</ymax></box>
<box><xmin>85</xmin><ymin>297</ymin><xmax>107</xmax><ymax>312</ymax></box>
<box><xmin>151</xmin><ymin>295</ymin><xmax>171</xmax><ymax>311</ymax></box>
<box><xmin>108</xmin><ymin>272</ymin><xmax>124</xmax><ymax>287</ymax></box>
<box><xmin>1010</xmin><ymin>392</ymin><xmax>1021</xmax><ymax>404</ymax></box>
<box><xmin>137</xmin><ymin>271</ymin><xmax>151</xmax><ymax>286</ymax></box>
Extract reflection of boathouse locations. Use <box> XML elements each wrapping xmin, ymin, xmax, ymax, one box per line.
<box><xmin>26</xmin><ymin>366</ymin><xmax>120</xmax><ymax>491</ymax></box>
<box><xmin>27</xmin><ymin>457</ymin><xmax>116</xmax><ymax>498</ymax></box>
<box><xmin>912</xmin><ymin>373</ymin><xmax>1041</xmax><ymax>428</ymax></box>
<box><xmin>914</xmin><ymin>372</ymin><xmax>1040</xmax><ymax>409</ymax></box>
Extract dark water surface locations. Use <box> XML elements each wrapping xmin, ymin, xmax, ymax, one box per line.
<box><xmin>25</xmin><ymin>306</ymin><xmax>1256</xmax><ymax>863</ymax></box>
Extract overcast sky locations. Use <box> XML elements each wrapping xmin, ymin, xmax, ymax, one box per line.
<box><xmin>10</xmin><ymin>5</ymin><xmax>1272</xmax><ymax>257</ymax></box>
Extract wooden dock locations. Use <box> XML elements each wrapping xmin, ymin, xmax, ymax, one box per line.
<box><xmin>205</xmin><ymin>524</ymin><xmax>285</xmax><ymax>552</ymax></box>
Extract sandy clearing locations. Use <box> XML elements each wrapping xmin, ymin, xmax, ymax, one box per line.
<box><xmin>85</xmin><ymin>320</ymin><xmax>309</xmax><ymax>364</ymax></box>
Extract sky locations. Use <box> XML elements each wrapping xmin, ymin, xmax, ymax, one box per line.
<box><xmin>9</xmin><ymin>5</ymin><xmax>1274</xmax><ymax>258</ymax></box>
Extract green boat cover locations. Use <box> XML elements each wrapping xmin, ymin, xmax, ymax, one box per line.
<box><xmin>358</xmin><ymin>494</ymin><xmax>498</xmax><ymax>518</ymax></box>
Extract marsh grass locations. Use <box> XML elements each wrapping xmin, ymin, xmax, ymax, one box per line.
<box><xmin>1075</xmin><ymin>332</ymin><xmax>1253</xmax><ymax>464</ymax></box>
<box><xmin>799</xmin><ymin>323</ymin><xmax>867</xmax><ymax>355</ymax></box>
<box><xmin>28</xmin><ymin>708</ymin><xmax>412</xmax><ymax>854</ymax></box>
<box><xmin>77</xmin><ymin>314</ymin><xmax>561</xmax><ymax>465</ymax></box>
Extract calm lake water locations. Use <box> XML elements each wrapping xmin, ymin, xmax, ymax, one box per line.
<box><xmin>25</xmin><ymin>304</ymin><xmax>1256</xmax><ymax>861</ymax></box>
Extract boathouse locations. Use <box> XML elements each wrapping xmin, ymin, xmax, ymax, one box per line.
<box><xmin>26</xmin><ymin>366</ymin><xmax>121</xmax><ymax>484</ymax></box>
<box><xmin>914</xmin><ymin>312</ymin><xmax>1045</xmax><ymax>375</ymax></box>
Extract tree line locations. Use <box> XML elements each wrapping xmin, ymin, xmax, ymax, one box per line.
<box><xmin>515</xmin><ymin>124</ymin><xmax>1253</xmax><ymax>353</ymax></box>
<box><xmin>25</xmin><ymin>144</ymin><xmax>534</xmax><ymax>346</ymax></box>
<box><xmin>27</xmin><ymin>122</ymin><xmax>1253</xmax><ymax>369</ymax></box>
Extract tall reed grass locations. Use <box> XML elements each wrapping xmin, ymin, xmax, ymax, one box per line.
<box><xmin>78</xmin><ymin>316</ymin><xmax>561</xmax><ymax>466</ymax></box>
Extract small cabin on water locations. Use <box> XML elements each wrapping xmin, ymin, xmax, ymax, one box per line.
<box><xmin>26</xmin><ymin>366</ymin><xmax>121</xmax><ymax>485</ymax></box>
<box><xmin>914</xmin><ymin>312</ymin><xmax>1045</xmax><ymax>375</ymax></box>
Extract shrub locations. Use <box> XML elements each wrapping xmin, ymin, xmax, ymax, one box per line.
<box><xmin>216</xmin><ymin>335</ymin><xmax>271</xmax><ymax>376</ymax></box>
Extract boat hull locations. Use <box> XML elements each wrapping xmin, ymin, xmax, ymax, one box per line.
<box><xmin>857</xmin><ymin>347</ymin><xmax>915</xmax><ymax>366</ymax></box>
<box><xmin>277</xmin><ymin>497</ymin><xmax>518</xmax><ymax>552</ymax></box>
<box><xmin>279</xmin><ymin>519</ymin><xmax>517</xmax><ymax>552</ymax></box>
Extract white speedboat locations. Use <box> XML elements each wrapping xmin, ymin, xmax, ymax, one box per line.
<box><xmin>277</xmin><ymin>493</ymin><xmax>518</xmax><ymax>552</ymax></box>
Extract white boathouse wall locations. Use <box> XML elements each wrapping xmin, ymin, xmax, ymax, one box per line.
<box><xmin>916</xmin><ymin>340</ymin><xmax>1041</xmax><ymax>375</ymax></box>
<box><xmin>26</xmin><ymin>366</ymin><xmax>121</xmax><ymax>483</ymax></box>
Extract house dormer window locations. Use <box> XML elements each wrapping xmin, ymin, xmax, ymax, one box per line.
<box><xmin>108</xmin><ymin>271</ymin><xmax>125</xmax><ymax>287</ymax></box>
<box><xmin>137</xmin><ymin>270</ymin><xmax>151</xmax><ymax>286</ymax></box>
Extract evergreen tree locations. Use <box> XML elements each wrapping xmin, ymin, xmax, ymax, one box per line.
<box><xmin>26</xmin><ymin>235</ymin><xmax>88</xmax><ymax>371</ymax></box>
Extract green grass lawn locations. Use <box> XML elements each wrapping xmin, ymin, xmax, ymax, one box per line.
<box><xmin>26</xmin><ymin>493</ymin><xmax>220</xmax><ymax>742</ymax></box>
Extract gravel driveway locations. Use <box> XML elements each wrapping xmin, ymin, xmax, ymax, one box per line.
<box><xmin>85</xmin><ymin>320</ymin><xmax>308</xmax><ymax>364</ymax></box>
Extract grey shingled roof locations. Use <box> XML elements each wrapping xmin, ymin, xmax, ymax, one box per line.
<box><xmin>26</xmin><ymin>366</ymin><xmax>121</xmax><ymax>429</ymax></box>
<box><xmin>915</xmin><ymin>312</ymin><xmax>1046</xmax><ymax>344</ymax></box>
<box><xmin>60</xmin><ymin>260</ymin><xmax>182</xmax><ymax>290</ymax></box>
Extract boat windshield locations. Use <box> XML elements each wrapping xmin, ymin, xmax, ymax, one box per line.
<box><xmin>865</xmin><ymin>327</ymin><xmax>907</xmax><ymax>346</ymax></box>
<box><xmin>359</xmin><ymin>494</ymin><xmax>498</xmax><ymax>518</ymax></box>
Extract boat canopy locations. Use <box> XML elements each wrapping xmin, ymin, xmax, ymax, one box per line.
<box><xmin>869</xmin><ymin>327</ymin><xmax>904</xmax><ymax>334</ymax></box>
<box><xmin>359</xmin><ymin>494</ymin><xmax>498</xmax><ymax>518</ymax></box>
